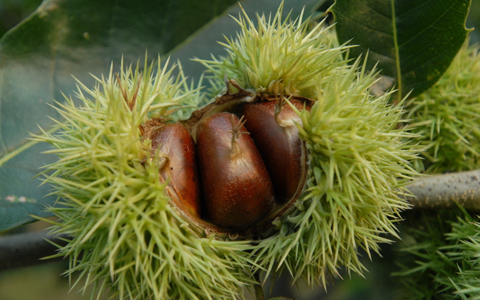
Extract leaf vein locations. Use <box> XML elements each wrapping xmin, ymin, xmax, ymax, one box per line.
<box><xmin>395</xmin><ymin>1</ymin><xmax>431</xmax><ymax>19</ymax></box>
<box><xmin>397</xmin><ymin>0</ymin><xmax>465</xmax><ymax>47</ymax></box>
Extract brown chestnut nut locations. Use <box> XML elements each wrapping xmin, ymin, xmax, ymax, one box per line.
<box><xmin>196</xmin><ymin>112</ymin><xmax>275</xmax><ymax>228</ymax></box>
<box><xmin>242</xmin><ymin>99</ymin><xmax>309</xmax><ymax>203</ymax></box>
<box><xmin>149</xmin><ymin>122</ymin><xmax>201</xmax><ymax>218</ymax></box>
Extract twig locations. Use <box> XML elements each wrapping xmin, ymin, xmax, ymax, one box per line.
<box><xmin>405</xmin><ymin>170</ymin><xmax>480</xmax><ymax>210</ymax></box>
<box><xmin>3</xmin><ymin>171</ymin><xmax>480</xmax><ymax>272</ymax></box>
<box><xmin>0</xmin><ymin>231</ymin><xmax>69</xmax><ymax>271</ymax></box>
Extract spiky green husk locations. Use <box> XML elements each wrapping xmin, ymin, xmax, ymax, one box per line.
<box><xmin>250</xmin><ymin>60</ymin><xmax>418</xmax><ymax>285</ymax></box>
<box><xmin>198</xmin><ymin>3</ymin><xmax>419</xmax><ymax>289</ymax></box>
<box><xmin>37</xmin><ymin>4</ymin><xmax>421</xmax><ymax>298</ymax></box>
<box><xmin>36</xmin><ymin>59</ymin><xmax>256</xmax><ymax>300</ymax></box>
<box><xmin>406</xmin><ymin>42</ymin><xmax>480</xmax><ymax>173</ymax></box>
<box><xmin>395</xmin><ymin>209</ymin><xmax>480</xmax><ymax>300</ymax></box>
<box><xmin>196</xmin><ymin>3</ymin><xmax>347</xmax><ymax>98</ymax></box>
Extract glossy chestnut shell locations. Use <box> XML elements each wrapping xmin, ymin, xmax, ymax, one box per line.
<box><xmin>144</xmin><ymin>121</ymin><xmax>202</xmax><ymax>218</ymax></box>
<box><xmin>142</xmin><ymin>82</ymin><xmax>312</xmax><ymax>236</ymax></box>
<box><xmin>196</xmin><ymin>112</ymin><xmax>275</xmax><ymax>228</ymax></box>
<box><xmin>242</xmin><ymin>99</ymin><xmax>309</xmax><ymax>203</ymax></box>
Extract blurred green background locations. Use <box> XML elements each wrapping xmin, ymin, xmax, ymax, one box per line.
<box><xmin>0</xmin><ymin>1</ymin><xmax>479</xmax><ymax>300</ymax></box>
<box><xmin>0</xmin><ymin>0</ymin><xmax>41</xmax><ymax>37</ymax></box>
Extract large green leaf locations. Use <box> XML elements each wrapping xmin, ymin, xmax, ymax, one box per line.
<box><xmin>330</xmin><ymin>0</ymin><xmax>471</xmax><ymax>99</ymax></box>
<box><xmin>0</xmin><ymin>0</ymin><xmax>321</xmax><ymax>231</ymax></box>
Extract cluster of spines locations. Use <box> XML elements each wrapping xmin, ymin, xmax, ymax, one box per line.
<box><xmin>196</xmin><ymin>2</ymin><xmax>348</xmax><ymax>98</ymax></box>
<box><xmin>406</xmin><ymin>41</ymin><xmax>480</xmax><ymax>173</ymax></box>
<box><xmin>395</xmin><ymin>209</ymin><xmax>480</xmax><ymax>299</ymax></box>
<box><xmin>251</xmin><ymin>59</ymin><xmax>418</xmax><ymax>286</ymax></box>
<box><xmin>197</xmin><ymin>1</ymin><xmax>420</xmax><ymax>290</ymax></box>
<box><xmin>36</xmin><ymin>2</ymin><xmax>425</xmax><ymax>298</ymax></box>
<box><xmin>395</xmin><ymin>41</ymin><xmax>480</xmax><ymax>299</ymax></box>
<box><xmin>36</xmin><ymin>58</ymin><xmax>256</xmax><ymax>300</ymax></box>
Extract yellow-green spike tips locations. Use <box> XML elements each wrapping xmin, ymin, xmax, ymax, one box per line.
<box><xmin>195</xmin><ymin>3</ymin><xmax>347</xmax><ymax>99</ymax></box>
<box><xmin>36</xmin><ymin>59</ymin><xmax>255</xmax><ymax>300</ymax></box>
<box><xmin>200</xmin><ymin>3</ymin><xmax>419</xmax><ymax>287</ymax></box>
<box><xmin>250</xmin><ymin>59</ymin><xmax>418</xmax><ymax>286</ymax></box>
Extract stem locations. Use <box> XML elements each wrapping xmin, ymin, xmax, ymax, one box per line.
<box><xmin>390</xmin><ymin>0</ymin><xmax>403</xmax><ymax>104</ymax></box>
<box><xmin>274</xmin><ymin>97</ymin><xmax>286</xmax><ymax>127</ymax></box>
<box><xmin>254</xmin><ymin>271</ymin><xmax>265</xmax><ymax>300</ymax></box>
<box><xmin>405</xmin><ymin>170</ymin><xmax>480</xmax><ymax>209</ymax></box>
<box><xmin>0</xmin><ymin>231</ymin><xmax>69</xmax><ymax>271</ymax></box>
<box><xmin>3</xmin><ymin>171</ymin><xmax>480</xmax><ymax>272</ymax></box>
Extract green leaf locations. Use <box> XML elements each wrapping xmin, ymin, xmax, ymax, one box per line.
<box><xmin>330</xmin><ymin>0</ymin><xmax>471</xmax><ymax>99</ymax></box>
<box><xmin>0</xmin><ymin>0</ymin><xmax>238</xmax><ymax>232</ymax></box>
<box><xmin>0</xmin><ymin>0</ymin><xmax>321</xmax><ymax>231</ymax></box>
